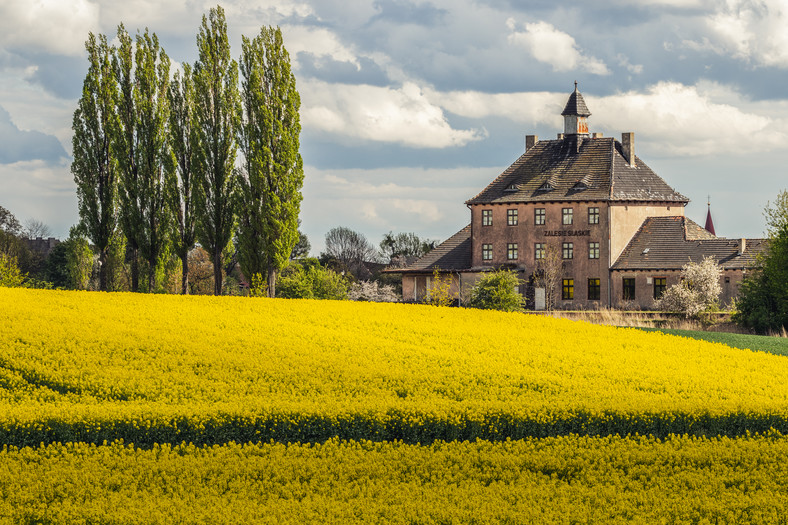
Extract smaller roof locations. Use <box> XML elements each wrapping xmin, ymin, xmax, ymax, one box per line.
<box><xmin>388</xmin><ymin>225</ymin><xmax>472</xmax><ymax>274</ymax></box>
<box><xmin>613</xmin><ymin>216</ymin><xmax>766</xmax><ymax>270</ymax></box>
<box><xmin>561</xmin><ymin>84</ymin><xmax>591</xmax><ymax>117</ymax></box>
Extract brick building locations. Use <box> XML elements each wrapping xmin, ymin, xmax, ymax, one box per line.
<box><xmin>394</xmin><ymin>85</ymin><xmax>766</xmax><ymax>309</ymax></box>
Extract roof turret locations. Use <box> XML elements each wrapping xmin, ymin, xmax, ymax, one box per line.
<box><xmin>561</xmin><ymin>81</ymin><xmax>591</xmax><ymax>117</ymax></box>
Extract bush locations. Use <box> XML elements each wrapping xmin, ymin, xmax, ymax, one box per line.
<box><xmin>0</xmin><ymin>253</ymin><xmax>24</xmax><ymax>287</ymax></box>
<box><xmin>466</xmin><ymin>270</ymin><xmax>522</xmax><ymax>312</ymax></box>
<box><xmin>428</xmin><ymin>267</ymin><xmax>453</xmax><ymax>307</ymax></box>
<box><xmin>276</xmin><ymin>260</ymin><xmax>349</xmax><ymax>300</ymax></box>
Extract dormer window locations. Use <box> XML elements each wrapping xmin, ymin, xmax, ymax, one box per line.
<box><xmin>504</xmin><ymin>182</ymin><xmax>518</xmax><ymax>192</ymax></box>
<box><xmin>539</xmin><ymin>181</ymin><xmax>553</xmax><ymax>192</ymax></box>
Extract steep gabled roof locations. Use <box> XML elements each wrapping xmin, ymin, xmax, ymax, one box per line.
<box><xmin>466</xmin><ymin>137</ymin><xmax>688</xmax><ymax>205</ymax></box>
<box><xmin>612</xmin><ymin>216</ymin><xmax>766</xmax><ymax>270</ymax></box>
<box><xmin>390</xmin><ymin>224</ymin><xmax>472</xmax><ymax>274</ymax></box>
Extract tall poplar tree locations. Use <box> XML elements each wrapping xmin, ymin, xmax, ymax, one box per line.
<box><xmin>168</xmin><ymin>64</ymin><xmax>198</xmax><ymax>294</ymax></box>
<box><xmin>114</xmin><ymin>26</ymin><xmax>173</xmax><ymax>292</ymax></box>
<box><xmin>237</xmin><ymin>26</ymin><xmax>303</xmax><ymax>298</ymax></box>
<box><xmin>113</xmin><ymin>25</ymin><xmax>142</xmax><ymax>291</ymax></box>
<box><xmin>193</xmin><ymin>6</ymin><xmax>240</xmax><ymax>295</ymax></box>
<box><xmin>134</xmin><ymin>30</ymin><xmax>172</xmax><ymax>292</ymax></box>
<box><xmin>72</xmin><ymin>32</ymin><xmax>118</xmax><ymax>291</ymax></box>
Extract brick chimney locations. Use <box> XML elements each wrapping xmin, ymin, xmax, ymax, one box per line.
<box><xmin>621</xmin><ymin>132</ymin><xmax>635</xmax><ymax>167</ymax></box>
<box><xmin>525</xmin><ymin>135</ymin><xmax>538</xmax><ymax>152</ymax></box>
<box><xmin>738</xmin><ymin>238</ymin><xmax>746</xmax><ymax>255</ymax></box>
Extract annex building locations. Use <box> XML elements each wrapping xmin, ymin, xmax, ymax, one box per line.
<box><xmin>394</xmin><ymin>85</ymin><xmax>766</xmax><ymax>309</ymax></box>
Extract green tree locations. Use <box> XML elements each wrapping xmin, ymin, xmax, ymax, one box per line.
<box><xmin>467</xmin><ymin>270</ymin><xmax>523</xmax><ymax>312</ymax></box>
<box><xmin>290</xmin><ymin>225</ymin><xmax>310</xmax><ymax>259</ymax></box>
<box><xmin>114</xmin><ymin>27</ymin><xmax>172</xmax><ymax>292</ymax></box>
<box><xmin>193</xmin><ymin>5</ymin><xmax>241</xmax><ymax>295</ymax></box>
<box><xmin>63</xmin><ymin>227</ymin><xmax>95</xmax><ymax>290</ymax></box>
<box><xmin>135</xmin><ymin>30</ymin><xmax>172</xmax><ymax>292</ymax></box>
<box><xmin>113</xmin><ymin>25</ymin><xmax>142</xmax><ymax>291</ymax></box>
<box><xmin>236</xmin><ymin>26</ymin><xmax>303</xmax><ymax>298</ymax></box>
<box><xmin>168</xmin><ymin>64</ymin><xmax>198</xmax><ymax>294</ymax></box>
<box><xmin>72</xmin><ymin>32</ymin><xmax>119</xmax><ymax>291</ymax></box>
<box><xmin>44</xmin><ymin>242</ymin><xmax>70</xmax><ymax>289</ymax></box>
<box><xmin>735</xmin><ymin>190</ymin><xmax>788</xmax><ymax>333</ymax></box>
<box><xmin>379</xmin><ymin>231</ymin><xmax>435</xmax><ymax>262</ymax></box>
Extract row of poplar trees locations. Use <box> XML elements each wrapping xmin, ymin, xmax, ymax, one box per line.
<box><xmin>71</xmin><ymin>6</ymin><xmax>303</xmax><ymax>297</ymax></box>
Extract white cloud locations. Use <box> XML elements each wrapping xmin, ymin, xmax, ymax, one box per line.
<box><xmin>685</xmin><ymin>0</ymin><xmax>788</xmax><ymax>68</ymax></box>
<box><xmin>506</xmin><ymin>19</ymin><xmax>610</xmax><ymax>75</ymax></box>
<box><xmin>592</xmin><ymin>81</ymin><xmax>786</xmax><ymax>156</ymax></box>
<box><xmin>300</xmin><ymin>80</ymin><xmax>485</xmax><ymax>148</ymax></box>
<box><xmin>0</xmin><ymin>0</ymin><xmax>99</xmax><ymax>56</ymax></box>
<box><xmin>280</xmin><ymin>24</ymin><xmax>361</xmax><ymax>70</ymax></box>
<box><xmin>424</xmin><ymin>88</ymin><xmax>565</xmax><ymax>127</ymax></box>
<box><xmin>423</xmin><ymin>81</ymin><xmax>788</xmax><ymax>157</ymax></box>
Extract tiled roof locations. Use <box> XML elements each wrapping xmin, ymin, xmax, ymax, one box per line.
<box><xmin>562</xmin><ymin>87</ymin><xmax>591</xmax><ymax>117</ymax></box>
<box><xmin>612</xmin><ymin>216</ymin><xmax>767</xmax><ymax>270</ymax></box>
<box><xmin>466</xmin><ymin>137</ymin><xmax>688</xmax><ymax>205</ymax></box>
<box><xmin>392</xmin><ymin>224</ymin><xmax>472</xmax><ymax>274</ymax></box>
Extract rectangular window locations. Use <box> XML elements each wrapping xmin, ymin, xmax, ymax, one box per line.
<box><xmin>562</xmin><ymin>279</ymin><xmax>574</xmax><ymax>300</ymax></box>
<box><xmin>507</xmin><ymin>209</ymin><xmax>518</xmax><ymax>226</ymax></box>
<box><xmin>507</xmin><ymin>243</ymin><xmax>518</xmax><ymax>260</ymax></box>
<box><xmin>562</xmin><ymin>242</ymin><xmax>573</xmax><ymax>259</ymax></box>
<box><xmin>588</xmin><ymin>278</ymin><xmax>600</xmax><ymax>301</ymax></box>
<box><xmin>562</xmin><ymin>208</ymin><xmax>573</xmax><ymax>225</ymax></box>
<box><xmin>623</xmin><ymin>278</ymin><xmax>636</xmax><ymax>301</ymax></box>
<box><xmin>482</xmin><ymin>244</ymin><xmax>492</xmax><ymax>261</ymax></box>
<box><xmin>653</xmin><ymin>277</ymin><xmax>667</xmax><ymax>299</ymax></box>
<box><xmin>534</xmin><ymin>208</ymin><xmax>545</xmax><ymax>225</ymax></box>
<box><xmin>482</xmin><ymin>209</ymin><xmax>492</xmax><ymax>226</ymax></box>
<box><xmin>588</xmin><ymin>207</ymin><xmax>599</xmax><ymax>224</ymax></box>
<box><xmin>534</xmin><ymin>243</ymin><xmax>545</xmax><ymax>260</ymax></box>
<box><xmin>588</xmin><ymin>242</ymin><xmax>600</xmax><ymax>259</ymax></box>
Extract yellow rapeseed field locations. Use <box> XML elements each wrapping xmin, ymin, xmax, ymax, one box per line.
<box><xmin>0</xmin><ymin>287</ymin><xmax>787</xmax><ymax>443</ymax></box>
<box><xmin>2</xmin><ymin>435</ymin><xmax>788</xmax><ymax>524</ymax></box>
<box><xmin>3</xmin><ymin>287</ymin><xmax>788</xmax><ymax>522</ymax></box>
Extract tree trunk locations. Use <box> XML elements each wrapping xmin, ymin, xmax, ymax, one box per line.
<box><xmin>148</xmin><ymin>259</ymin><xmax>156</xmax><ymax>293</ymax></box>
<box><xmin>130</xmin><ymin>246</ymin><xmax>139</xmax><ymax>292</ymax></box>
<box><xmin>213</xmin><ymin>249</ymin><xmax>223</xmax><ymax>295</ymax></box>
<box><xmin>98</xmin><ymin>248</ymin><xmax>108</xmax><ymax>292</ymax></box>
<box><xmin>267</xmin><ymin>267</ymin><xmax>276</xmax><ymax>298</ymax></box>
<box><xmin>181</xmin><ymin>253</ymin><xmax>189</xmax><ymax>295</ymax></box>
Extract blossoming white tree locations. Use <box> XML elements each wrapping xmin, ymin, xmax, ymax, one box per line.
<box><xmin>655</xmin><ymin>256</ymin><xmax>722</xmax><ymax>318</ymax></box>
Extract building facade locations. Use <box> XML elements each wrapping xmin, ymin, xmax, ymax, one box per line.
<box><xmin>395</xmin><ymin>85</ymin><xmax>765</xmax><ymax>309</ymax></box>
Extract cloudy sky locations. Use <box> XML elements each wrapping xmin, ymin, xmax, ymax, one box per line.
<box><xmin>1</xmin><ymin>0</ymin><xmax>787</xmax><ymax>254</ymax></box>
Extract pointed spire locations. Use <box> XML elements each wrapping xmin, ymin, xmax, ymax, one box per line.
<box><xmin>561</xmin><ymin>82</ymin><xmax>591</xmax><ymax>117</ymax></box>
<box><xmin>704</xmin><ymin>197</ymin><xmax>716</xmax><ymax>235</ymax></box>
